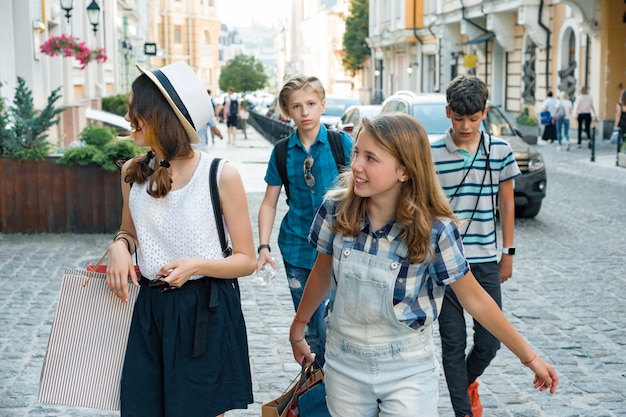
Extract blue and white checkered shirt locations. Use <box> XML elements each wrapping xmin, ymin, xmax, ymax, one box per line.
<box><xmin>309</xmin><ymin>199</ymin><xmax>470</xmax><ymax>330</ymax></box>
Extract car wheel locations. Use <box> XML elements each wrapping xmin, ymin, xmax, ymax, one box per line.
<box><xmin>516</xmin><ymin>202</ymin><xmax>542</xmax><ymax>218</ymax></box>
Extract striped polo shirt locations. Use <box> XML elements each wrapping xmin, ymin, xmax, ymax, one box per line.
<box><xmin>431</xmin><ymin>129</ymin><xmax>521</xmax><ymax>263</ymax></box>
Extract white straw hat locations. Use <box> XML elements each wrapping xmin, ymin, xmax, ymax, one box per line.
<box><xmin>136</xmin><ymin>61</ymin><xmax>214</xmax><ymax>144</ymax></box>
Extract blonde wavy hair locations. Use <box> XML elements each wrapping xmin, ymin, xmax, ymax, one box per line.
<box><xmin>328</xmin><ymin>113</ymin><xmax>457</xmax><ymax>264</ymax></box>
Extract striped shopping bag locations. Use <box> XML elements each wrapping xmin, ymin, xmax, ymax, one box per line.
<box><xmin>39</xmin><ymin>266</ymin><xmax>139</xmax><ymax>410</ymax></box>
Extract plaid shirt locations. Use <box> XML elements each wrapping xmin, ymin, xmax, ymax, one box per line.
<box><xmin>309</xmin><ymin>199</ymin><xmax>470</xmax><ymax>330</ymax></box>
<box><xmin>265</xmin><ymin>126</ymin><xmax>353</xmax><ymax>269</ymax></box>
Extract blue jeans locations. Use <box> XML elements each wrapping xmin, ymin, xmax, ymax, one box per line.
<box><xmin>438</xmin><ymin>262</ymin><xmax>502</xmax><ymax>417</ymax></box>
<box><xmin>556</xmin><ymin>118</ymin><xmax>570</xmax><ymax>145</ymax></box>
<box><xmin>283</xmin><ymin>261</ymin><xmax>328</xmax><ymax>366</ymax></box>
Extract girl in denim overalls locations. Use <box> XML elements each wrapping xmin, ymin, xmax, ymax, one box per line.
<box><xmin>290</xmin><ymin>114</ymin><xmax>558</xmax><ymax>417</ymax></box>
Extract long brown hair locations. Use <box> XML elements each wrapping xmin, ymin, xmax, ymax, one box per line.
<box><xmin>328</xmin><ymin>113</ymin><xmax>457</xmax><ymax>264</ymax></box>
<box><xmin>124</xmin><ymin>74</ymin><xmax>193</xmax><ymax>197</ymax></box>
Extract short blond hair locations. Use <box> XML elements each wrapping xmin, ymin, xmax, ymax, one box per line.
<box><xmin>278</xmin><ymin>74</ymin><xmax>325</xmax><ymax>118</ymax></box>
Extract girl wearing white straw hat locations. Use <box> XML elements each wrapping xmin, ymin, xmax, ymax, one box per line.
<box><xmin>106</xmin><ymin>61</ymin><xmax>256</xmax><ymax>417</ymax></box>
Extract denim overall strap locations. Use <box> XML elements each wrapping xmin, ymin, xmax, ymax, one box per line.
<box><xmin>327</xmin><ymin>235</ymin><xmax>430</xmax><ymax>347</ymax></box>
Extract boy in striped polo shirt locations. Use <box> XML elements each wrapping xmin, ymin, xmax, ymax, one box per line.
<box><xmin>431</xmin><ymin>75</ymin><xmax>521</xmax><ymax>417</ymax></box>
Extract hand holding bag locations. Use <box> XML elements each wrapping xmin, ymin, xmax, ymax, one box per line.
<box><xmin>39</xmin><ymin>250</ymin><xmax>140</xmax><ymax>410</ymax></box>
<box><xmin>262</xmin><ymin>361</ymin><xmax>330</xmax><ymax>417</ymax></box>
<box><xmin>610</xmin><ymin>129</ymin><xmax>620</xmax><ymax>145</ymax></box>
<box><xmin>540</xmin><ymin>110</ymin><xmax>552</xmax><ymax>125</ymax></box>
<box><xmin>288</xmin><ymin>361</ymin><xmax>331</xmax><ymax>417</ymax></box>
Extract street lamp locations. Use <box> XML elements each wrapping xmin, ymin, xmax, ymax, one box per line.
<box><xmin>59</xmin><ymin>0</ymin><xmax>73</xmax><ymax>24</ymax></box>
<box><xmin>86</xmin><ymin>0</ymin><xmax>101</xmax><ymax>35</ymax></box>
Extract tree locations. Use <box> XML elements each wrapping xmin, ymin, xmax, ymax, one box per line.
<box><xmin>218</xmin><ymin>54</ymin><xmax>268</xmax><ymax>93</ymax></box>
<box><xmin>342</xmin><ymin>0</ymin><xmax>370</xmax><ymax>76</ymax></box>
<box><xmin>0</xmin><ymin>77</ymin><xmax>64</xmax><ymax>161</ymax></box>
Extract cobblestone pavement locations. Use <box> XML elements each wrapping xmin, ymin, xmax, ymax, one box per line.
<box><xmin>1</xmin><ymin>126</ymin><xmax>625</xmax><ymax>416</ymax></box>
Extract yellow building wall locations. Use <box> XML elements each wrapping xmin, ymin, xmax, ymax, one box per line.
<box><xmin>599</xmin><ymin>0</ymin><xmax>626</xmax><ymax>120</ymax></box>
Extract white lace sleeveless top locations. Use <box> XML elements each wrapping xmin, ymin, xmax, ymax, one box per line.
<box><xmin>129</xmin><ymin>153</ymin><xmax>227</xmax><ymax>280</ymax></box>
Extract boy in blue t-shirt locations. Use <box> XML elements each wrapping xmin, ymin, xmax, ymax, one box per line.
<box><xmin>256</xmin><ymin>75</ymin><xmax>353</xmax><ymax>366</ymax></box>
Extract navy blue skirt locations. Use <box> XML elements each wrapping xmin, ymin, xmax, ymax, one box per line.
<box><xmin>120</xmin><ymin>277</ymin><xmax>253</xmax><ymax>417</ymax></box>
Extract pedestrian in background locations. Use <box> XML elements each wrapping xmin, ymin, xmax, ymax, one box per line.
<box><xmin>240</xmin><ymin>99</ymin><xmax>250</xmax><ymax>140</ymax></box>
<box><xmin>613</xmin><ymin>89</ymin><xmax>626</xmax><ymax>143</ymax></box>
<box><xmin>555</xmin><ymin>91</ymin><xmax>573</xmax><ymax>151</ymax></box>
<box><xmin>224</xmin><ymin>87</ymin><xmax>240</xmax><ymax>145</ymax></box>
<box><xmin>256</xmin><ymin>74</ymin><xmax>353</xmax><ymax>367</ymax></box>
<box><xmin>574</xmin><ymin>86</ymin><xmax>596</xmax><ymax>148</ymax></box>
<box><xmin>106</xmin><ymin>61</ymin><xmax>256</xmax><ymax>417</ymax></box>
<box><xmin>197</xmin><ymin>89</ymin><xmax>222</xmax><ymax>146</ymax></box>
<box><xmin>431</xmin><ymin>75</ymin><xmax>520</xmax><ymax>417</ymax></box>
<box><xmin>290</xmin><ymin>113</ymin><xmax>558</xmax><ymax>417</ymax></box>
<box><xmin>541</xmin><ymin>91</ymin><xmax>558</xmax><ymax>142</ymax></box>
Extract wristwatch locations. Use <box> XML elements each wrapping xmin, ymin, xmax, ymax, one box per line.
<box><xmin>502</xmin><ymin>247</ymin><xmax>516</xmax><ymax>255</ymax></box>
<box><xmin>257</xmin><ymin>244</ymin><xmax>271</xmax><ymax>254</ymax></box>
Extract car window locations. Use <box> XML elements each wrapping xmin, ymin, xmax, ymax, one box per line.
<box><xmin>410</xmin><ymin>103</ymin><xmax>450</xmax><ymax>135</ymax></box>
<box><xmin>348</xmin><ymin>110</ymin><xmax>360</xmax><ymax>125</ymax></box>
<box><xmin>484</xmin><ymin>107</ymin><xmax>515</xmax><ymax>136</ymax></box>
<box><xmin>383</xmin><ymin>100</ymin><xmax>406</xmax><ymax>113</ymax></box>
<box><xmin>325</xmin><ymin>98</ymin><xmax>361</xmax><ymax>117</ymax></box>
<box><xmin>340</xmin><ymin>109</ymin><xmax>354</xmax><ymax>124</ymax></box>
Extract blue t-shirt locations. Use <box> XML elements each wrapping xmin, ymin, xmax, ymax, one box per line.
<box><xmin>264</xmin><ymin>126</ymin><xmax>353</xmax><ymax>269</ymax></box>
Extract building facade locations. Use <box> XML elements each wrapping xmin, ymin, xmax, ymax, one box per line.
<box><xmin>366</xmin><ymin>0</ymin><xmax>625</xmax><ymax>135</ymax></box>
<box><xmin>1</xmin><ymin>0</ymin><xmax>222</xmax><ymax>147</ymax></box>
<box><xmin>287</xmin><ymin>0</ymin><xmax>357</xmax><ymax>96</ymax></box>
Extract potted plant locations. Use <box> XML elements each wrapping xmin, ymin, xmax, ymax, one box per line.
<box><xmin>515</xmin><ymin>107</ymin><xmax>540</xmax><ymax>145</ymax></box>
<box><xmin>0</xmin><ymin>78</ymin><xmax>142</xmax><ymax>233</ymax></box>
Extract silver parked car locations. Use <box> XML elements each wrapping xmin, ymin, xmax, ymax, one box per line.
<box><xmin>321</xmin><ymin>96</ymin><xmax>362</xmax><ymax>129</ymax></box>
<box><xmin>334</xmin><ymin>105</ymin><xmax>382</xmax><ymax>138</ymax></box>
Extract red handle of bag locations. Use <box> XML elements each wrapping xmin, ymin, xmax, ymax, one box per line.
<box><xmin>83</xmin><ymin>248</ymin><xmax>141</xmax><ymax>287</ymax></box>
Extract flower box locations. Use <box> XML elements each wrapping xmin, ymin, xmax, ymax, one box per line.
<box><xmin>0</xmin><ymin>157</ymin><xmax>122</xmax><ymax>233</ymax></box>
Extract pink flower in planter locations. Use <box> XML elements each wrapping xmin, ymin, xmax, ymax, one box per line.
<box><xmin>40</xmin><ymin>35</ymin><xmax>108</xmax><ymax>70</ymax></box>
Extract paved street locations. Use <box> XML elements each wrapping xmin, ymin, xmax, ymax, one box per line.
<box><xmin>1</xmin><ymin>123</ymin><xmax>625</xmax><ymax>417</ymax></box>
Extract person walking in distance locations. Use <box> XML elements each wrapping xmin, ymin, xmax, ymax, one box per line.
<box><xmin>554</xmin><ymin>91</ymin><xmax>573</xmax><ymax>151</ymax></box>
<box><xmin>612</xmin><ymin>89</ymin><xmax>626</xmax><ymax>144</ymax></box>
<box><xmin>224</xmin><ymin>87</ymin><xmax>240</xmax><ymax>145</ymax></box>
<box><xmin>106</xmin><ymin>61</ymin><xmax>256</xmax><ymax>417</ymax></box>
<box><xmin>197</xmin><ymin>89</ymin><xmax>223</xmax><ymax>146</ymax></box>
<box><xmin>240</xmin><ymin>99</ymin><xmax>250</xmax><ymax>140</ymax></box>
<box><xmin>431</xmin><ymin>75</ymin><xmax>520</xmax><ymax>417</ymax></box>
<box><xmin>290</xmin><ymin>113</ymin><xmax>558</xmax><ymax>417</ymax></box>
<box><xmin>541</xmin><ymin>91</ymin><xmax>558</xmax><ymax>143</ymax></box>
<box><xmin>573</xmin><ymin>86</ymin><xmax>596</xmax><ymax>148</ymax></box>
<box><xmin>256</xmin><ymin>74</ymin><xmax>353</xmax><ymax>368</ymax></box>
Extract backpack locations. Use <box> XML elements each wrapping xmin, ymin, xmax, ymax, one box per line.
<box><xmin>274</xmin><ymin>130</ymin><xmax>346</xmax><ymax>205</ymax></box>
<box><xmin>554</xmin><ymin>100</ymin><xmax>566</xmax><ymax>120</ymax></box>
<box><xmin>228</xmin><ymin>96</ymin><xmax>238</xmax><ymax>116</ymax></box>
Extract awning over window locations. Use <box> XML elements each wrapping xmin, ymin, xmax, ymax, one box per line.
<box><xmin>462</xmin><ymin>32</ymin><xmax>495</xmax><ymax>45</ymax></box>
